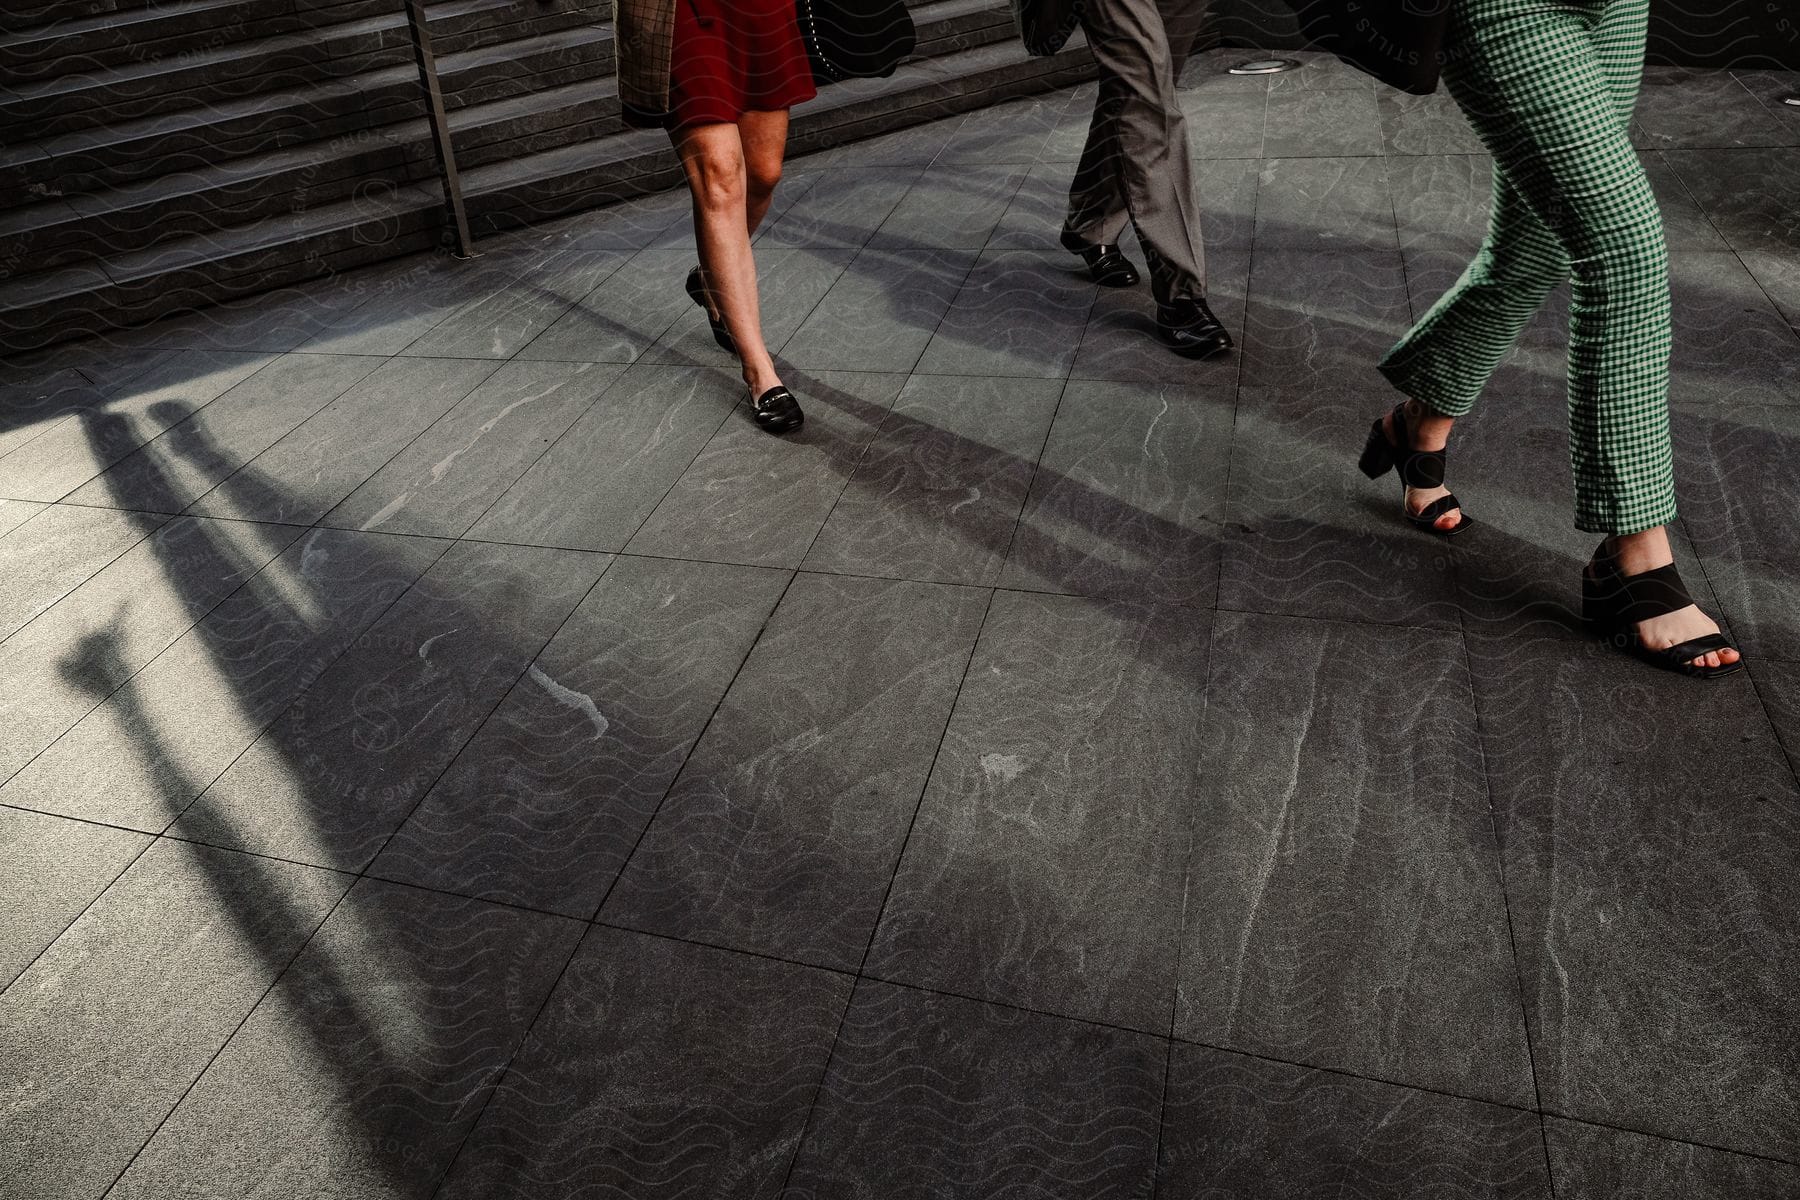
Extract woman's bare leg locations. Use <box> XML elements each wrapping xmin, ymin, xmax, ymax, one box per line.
<box><xmin>673</xmin><ymin>121</ymin><xmax>782</xmax><ymax>396</ymax></box>
<box><xmin>738</xmin><ymin>108</ymin><xmax>790</xmax><ymax>236</ymax></box>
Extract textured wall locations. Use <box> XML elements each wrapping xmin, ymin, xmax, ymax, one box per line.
<box><xmin>1206</xmin><ymin>0</ymin><xmax>1800</xmax><ymax>69</ymax></box>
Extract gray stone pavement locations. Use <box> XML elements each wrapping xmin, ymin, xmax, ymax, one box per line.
<box><xmin>2</xmin><ymin>49</ymin><xmax>1799</xmax><ymax>1199</ymax></box>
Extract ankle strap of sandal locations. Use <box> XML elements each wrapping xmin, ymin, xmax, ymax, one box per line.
<box><xmin>1390</xmin><ymin>404</ymin><xmax>1447</xmax><ymax>489</ymax></box>
<box><xmin>1607</xmin><ymin>562</ymin><xmax>1694</xmax><ymax>623</ymax></box>
<box><xmin>1398</xmin><ymin>448</ymin><xmax>1446</xmax><ymax>490</ymax></box>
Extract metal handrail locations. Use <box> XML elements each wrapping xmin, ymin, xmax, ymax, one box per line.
<box><xmin>402</xmin><ymin>0</ymin><xmax>478</xmax><ymax>259</ymax></box>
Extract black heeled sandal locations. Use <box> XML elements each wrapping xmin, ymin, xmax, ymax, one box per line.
<box><xmin>750</xmin><ymin>385</ymin><xmax>803</xmax><ymax>435</ymax></box>
<box><xmin>1358</xmin><ymin>401</ymin><xmax>1472</xmax><ymax>537</ymax></box>
<box><xmin>686</xmin><ymin>265</ymin><xmax>736</xmax><ymax>355</ymax></box>
<box><xmin>1582</xmin><ymin>541</ymin><xmax>1742</xmax><ymax>679</ymax></box>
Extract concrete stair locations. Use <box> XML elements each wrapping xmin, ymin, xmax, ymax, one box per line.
<box><xmin>0</xmin><ymin>0</ymin><xmax>1094</xmax><ymax>353</ymax></box>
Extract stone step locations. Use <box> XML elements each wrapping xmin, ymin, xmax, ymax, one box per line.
<box><xmin>1</xmin><ymin>38</ymin><xmax>1092</xmax><ymax>352</ymax></box>
<box><xmin>1</xmin><ymin>0</ymin><xmax>1011</xmax><ymax>205</ymax></box>
<box><xmin>0</xmin><ymin>0</ymin><xmax>313</xmax><ymax>83</ymax></box>
<box><xmin>0</xmin><ymin>71</ymin><xmax>631</xmax><ymax>272</ymax></box>
<box><xmin>0</xmin><ymin>8</ymin><xmax>416</xmax><ymax>139</ymax></box>
<box><xmin>0</xmin><ymin>182</ymin><xmax>444</xmax><ymax>350</ymax></box>
<box><xmin>0</xmin><ymin>1</ymin><xmax>608</xmax><ymax>140</ymax></box>
<box><xmin>0</xmin><ymin>21</ymin><xmax>616</xmax><ymax>198</ymax></box>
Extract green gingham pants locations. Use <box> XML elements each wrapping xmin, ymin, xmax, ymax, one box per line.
<box><xmin>1379</xmin><ymin>0</ymin><xmax>1675</xmax><ymax>534</ymax></box>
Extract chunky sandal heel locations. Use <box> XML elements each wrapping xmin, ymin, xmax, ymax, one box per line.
<box><xmin>686</xmin><ymin>265</ymin><xmax>737</xmax><ymax>355</ymax></box>
<box><xmin>1582</xmin><ymin>540</ymin><xmax>1742</xmax><ymax>679</ymax></box>
<box><xmin>1360</xmin><ymin>402</ymin><xmax>1471</xmax><ymax>537</ymax></box>
<box><xmin>1359</xmin><ymin>417</ymin><xmax>1396</xmax><ymax>480</ymax></box>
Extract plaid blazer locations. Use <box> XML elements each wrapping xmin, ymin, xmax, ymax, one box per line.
<box><xmin>614</xmin><ymin>0</ymin><xmax>677</xmax><ymax>125</ymax></box>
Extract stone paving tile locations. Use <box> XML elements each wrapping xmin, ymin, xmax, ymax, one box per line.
<box><xmin>1240</xmin><ymin>247</ymin><xmax>1413</xmax><ymax>390</ymax></box>
<box><xmin>322</xmin><ymin>359</ymin><xmax>625</xmax><ymax>538</ymax></box>
<box><xmin>170</xmin><ymin>541</ymin><xmax>607</xmax><ymax>871</ymax></box>
<box><xmin>1390</xmin><ymin>153</ymin><xmax>1493</xmax><ymax>252</ymax></box>
<box><xmin>0</xmin><ymin>515</ymin><xmax>304</xmax><ymax>782</ymax></box>
<box><xmin>0</xmin><ymin>806</ymin><xmax>148</xmax><ymax>988</ymax></box>
<box><xmin>64</xmin><ymin>352</ymin><xmax>385</xmax><ymax>516</ymax></box>
<box><xmin>0</xmin><ymin>366</ymin><xmax>109</xmax><ymax>459</ymax></box>
<box><xmin>1643</xmin><ymin>151</ymin><xmax>1733</xmax><ymax>252</ymax></box>
<box><xmin>511</xmin><ymin>246</ymin><xmax>699</xmax><ymax>364</ymax></box>
<box><xmin>935</xmin><ymin>93</ymin><xmax>1067</xmax><ymax>165</ymax></box>
<box><xmin>293</xmin><ymin>253</ymin><xmax>519</xmax><ymax>357</ymax></box>
<box><xmin>1469</xmin><ymin>632</ymin><xmax>1800</xmax><ymax>1161</ymax></box>
<box><xmin>914</xmin><ymin>247</ymin><xmax>1098</xmax><ymax>379</ymax></box>
<box><xmin>1160</xmin><ymin>1046</ymin><xmax>1553</xmax><ymax>1199</ymax></box>
<box><xmin>868</xmin><ymin>162</ymin><xmax>1027</xmax><ymax>251</ymax></box>
<box><xmin>0</xmin><ymin>527</ymin><xmax>445</xmax><ymax>829</ymax></box>
<box><xmin>780</xmin><ymin>246</ymin><xmax>977</xmax><ymax>373</ymax></box>
<box><xmin>759</xmin><ymin>166</ymin><xmax>924</xmax><ymax>249</ymax></box>
<box><xmin>465</xmin><ymin>363</ymin><xmax>739</xmax><ymax>552</ymax></box>
<box><xmin>106</xmin><ymin>879</ymin><xmax>583</xmax><ymax>1200</ymax></box>
<box><xmin>1545</xmin><ymin>1118</ymin><xmax>1800</xmax><ymax>1200</ymax></box>
<box><xmin>437</xmin><ymin>926</ymin><xmax>849</xmax><ymax>1200</ymax></box>
<box><xmin>0</xmin><ymin>838</ymin><xmax>350</xmax><ymax>1200</ymax></box>
<box><xmin>999</xmin><ymin>378</ymin><xmax>1233</xmax><ymax>606</ymax></box>
<box><xmin>1668</xmin><ymin>250</ymin><xmax>1800</xmax><ymax>404</ymax></box>
<box><xmin>184</xmin><ymin>355</ymin><xmax>502</xmax><ymax>525</ymax></box>
<box><xmin>1665</xmin><ymin>147</ymin><xmax>1800</xmax><ymax>255</ymax></box>
<box><xmin>785</xmin><ymin>980</ymin><xmax>1164</xmax><ymax>1200</ymax></box>
<box><xmin>802</xmin><ymin>372</ymin><xmax>1061</xmax><ymax>587</ymax></box>
<box><xmin>394</xmin><ymin>245</ymin><xmax>630</xmax><ymax>360</ymax></box>
<box><xmin>1378</xmin><ymin>89</ymin><xmax>1486</xmax><ymax>156</ymax></box>
<box><xmin>1254</xmin><ymin>155</ymin><xmax>1399</xmax><ymax>251</ymax></box>
<box><xmin>0</xmin><ymin>501</ymin><xmax>165</xmax><ymax>639</ymax></box>
<box><xmin>0</xmin><ymin>349</ymin><xmax>275</xmax><ymax>502</ymax></box>
<box><xmin>602</xmin><ymin>573</ymin><xmax>989</xmax><ymax>971</ymax></box>
<box><xmin>1740</xmin><ymin>245</ymin><xmax>1800</xmax><ymax>329</ymax></box>
<box><xmin>370</xmin><ymin>556</ymin><xmax>787</xmax><ymax>917</ymax></box>
<box><xmin>1263</xmin><ymin>88</ymin><xmax>1385</xmax><ymax>158</ymax></box>
<box><xmin>1180</xmin><ymin>610</ymin><xmax>1533</xmax><ymax>1106</ymax></box>
<box><xmin>1070</xmin><ymin>250</ymin><xmax>1249</xmax><ymax>386</ymax></box>
<box><xmin>809</xmin><ymin>114</ymin><xmax>963</xmax><ymax>167</ymax></box>
<box><xmin>626</xmin><ymin>369</ymin><xmax>905</xmax><ymax>569</ymax></box>
<box><xmin>1177</xmin><ymin>93</ymin><xmax>1270</xmax><ymax>160</ymax></box>
<box><xmin>1633</xmin><ymin>66</ymin><xmax>1800</xmax><ymax>151</ymax></box>
<box><xmin>867</xmin><ymin>591</ymin><xmax>1210</xmax><ymax>1032</ymax></box>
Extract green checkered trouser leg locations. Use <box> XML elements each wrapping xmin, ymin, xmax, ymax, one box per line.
<box><xmin>1379</xmin><ymin>0</ymin><xmax>1676</xmax><ymax>535</ymax></box>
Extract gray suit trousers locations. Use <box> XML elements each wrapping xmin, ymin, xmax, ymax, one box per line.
<box><xmin>1063</xmin><ymin>0</ymin><xmax>1208</xmax><ymax>303</ymax></box>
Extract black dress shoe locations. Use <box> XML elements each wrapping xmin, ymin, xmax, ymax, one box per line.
<box><xmin>750</xmin><ymin>385</ymin><xmax>804</xmax><ymax>435</ymax></box>
<box><xmin>686</xmin><ymin>265</ymin><xmax>736</xmax><ymax>354</ymax></box>
<box><xmin>1059</xmin><ymin>230</ymin><xmax>1140</xmax><ymax>287</ymax></box>
<box><xmin>1156</xmin><ymin>297</ymin><xmax>1233</xmax><ymax>359</ymax></box>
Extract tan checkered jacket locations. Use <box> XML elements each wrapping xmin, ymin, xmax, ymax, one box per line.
<box><xmin>614</xmin><ymin>0</ymin><xmax>677</xmax><ymax>125</ymax></box>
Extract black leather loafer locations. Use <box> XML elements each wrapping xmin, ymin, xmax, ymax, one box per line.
<box><xmin>1059</xmin><ymin>230</ymin><xmax>1140</xmax><ymax>287</ymax></box>
<box><xmin>751</xmin><ymin>385</ymin><xmax>803</xmax><ymax>435</ymax></box>
<box><xmin>1156</xmin><ymin>297</ymin><xmax>1233</xmax><ymax>359</ymax></box>
<box><xmin>686</xmin><ymin>265</ymin><xmax>736</xmax><ymax>354</ymax></box>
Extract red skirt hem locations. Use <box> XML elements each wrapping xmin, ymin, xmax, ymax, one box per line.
<box><xmin>666</xmin><ymin>0</ymin><xmax>818</xmax><ymax>132</ymax></box>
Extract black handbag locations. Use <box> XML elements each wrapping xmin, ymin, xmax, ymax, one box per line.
<box><xmin>1012</xmin><ymin>0</ymin><xmax>1085</xmax><ymax>57</ymax></box>
<box><xmin>1280</xmin><ymin>0</ymin><xmax>1454</xmax><ymax>95</ymax></box>
<box><xmin>795</xmin><ymin>0</ymin><xmax>917</xmax><ymax>82</ymax></box>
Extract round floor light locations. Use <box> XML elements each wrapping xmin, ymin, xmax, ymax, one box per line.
<box><xmin>1227</xmin><ymin>58</ymin><xmax>1301</xmax><ymax>76</ymax></box>
<box><xmin>1784</xmin><ymin>96</ymin><xmax>1800</xmax><ymax>107</ymax></box>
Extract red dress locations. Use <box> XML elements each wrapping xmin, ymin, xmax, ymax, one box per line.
<box><xmin>665</xmin><ymin>0</ymin><xmax>818</xmax><ymax>130</ymax></box>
